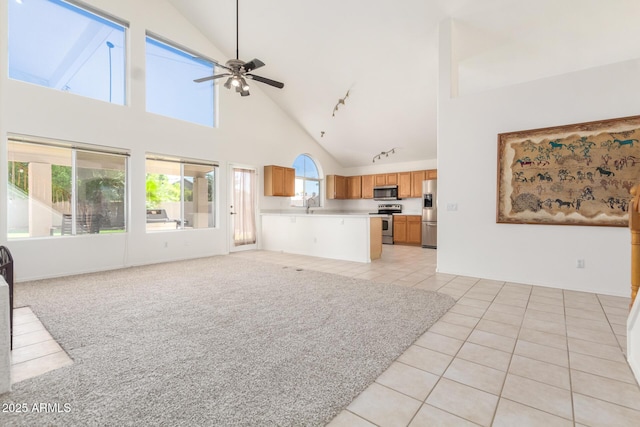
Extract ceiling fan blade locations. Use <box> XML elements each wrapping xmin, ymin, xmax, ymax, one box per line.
<box><xmin>246</xmin><ymin>74</ymin><xmax>284</xmax><ymax>89</ymax></box>
<box><xmin>194</xmin><ymin>73</ymin><xmax>231</xmax><ymax>83</ymax></box>
<box><xmin>243</xmin><ymin>58</ymin><xmax>265</xmax><ymax>72</ymax></box>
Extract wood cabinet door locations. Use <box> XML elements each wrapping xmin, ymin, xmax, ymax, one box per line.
<box><xmin>407</xmin><ymin>216</ymin><xmax>422</xmax><ymax>245</ymax></box>
<box><xmin>283</xmin><ymin>167</ymin><xmax>295</xmax><ymax>197</ymax></box>
<box><xmin>386</xmin><ymin>173</ymin><xmax>398</xmax><ymax>185</ymax></box>
<box><xmin>361</xmin><ymin>175</ymin><xmax>374</xmax><ymax>199</ymax></box>
<box><xmin>398</xmin><ymin>172</ymin><xmax>411</xmax><ymax>198</ymax></box>
<box><xmin>393</xmin><ymin>215</ymin><xmax>407</xmax><ymax>243</ymax></box>
<box><xmin>427</xmin><ymin>169</ymin><xmax>438</xmax><ymax>179</ymax></box>
<box><xmin>411</xmin><ymin>170</ymin><xmax>426</xmax><ymax>197</ymax></box>
<box><xmin>374</xmin><ymin>174</ymin><xmax>387</xmax><ymax>186</ymax></box>
<box><xmin>272</xmin><ymin>166</ymin><xmax>284</xmax><ymax>196</ymax></box>
<box><xmin>347</xmin><ymin>176</ymin><xmax>362</xmax><ymax>199</ymax></box>
<box><xmin>335</xmin><ymin>175</ymin><xmax>347</xmax><ymax>199</ymax></box>
<box><xmin>326</xmin><ymin>175</ymin><xmax>345</xmax><ymax>199</ymax></box>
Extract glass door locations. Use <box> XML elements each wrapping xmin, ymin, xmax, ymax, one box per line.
<box><xmin>229</xmin><ymin>166</ymin><xmax>257</xmax><ymax>251</ymax></box>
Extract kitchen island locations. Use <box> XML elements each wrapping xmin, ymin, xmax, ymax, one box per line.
<box><xmin>260</xmin><ymin>212</ymin><xmax>383</xmax><ymax>263</ymax></box>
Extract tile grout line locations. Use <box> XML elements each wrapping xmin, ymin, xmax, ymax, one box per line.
<box><xmin>487</xmin><ymin>281</ymin><xmax>521</xmax><ymax>427</ymax></box>
<box><xmin>412</xmin><ymin>277</ymin><xmax>499</xmax><ymax>426</ymax></box>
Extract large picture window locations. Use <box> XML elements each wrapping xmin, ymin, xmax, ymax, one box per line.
<box><xmin>291</xmin><ymin>154</ymin><xmax>321</xmax><ymax>207</ymax></box>
<box><xmin>8</xmin><ymin>0</ymin><xmax>127</xmax><ymax>104</ymax></box>
<box><xmin>146</xmin><ymin>35</ymin><xmax>216</xmax><ymax>127</ymax></box>
<box><xmin>7</xmin><ymin>137</ymin><xmax>128</xmax><ymax>239</ymax></box>
<box><xmin>146</xmin><ymin>156</ymin><xmax>217</xmax><ymax>231</ymax></box>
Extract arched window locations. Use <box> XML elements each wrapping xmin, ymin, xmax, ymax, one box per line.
<box><xmin>291</xmin><ymin>154</ymin><xmax>321</xmax><ymax>207</ymax></box>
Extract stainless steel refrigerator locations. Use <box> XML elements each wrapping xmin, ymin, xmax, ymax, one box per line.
<box><xmin>422</xmin><ymin>180</ymin><xmax>437</xmax><ymax>248</ymax></box>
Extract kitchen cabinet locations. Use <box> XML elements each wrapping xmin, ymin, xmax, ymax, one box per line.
<box><xmin>361</xmin><ymin>175</ymin><xmax>374</xmax><ymax>199</ymax></box>
<box><xmin>411</xmin><ymin>170</ymin><xmax>426</xmax><ymax>197</ymax></box>
<box><xmin>326</xmin><ymin>175</ymin><xmax>347</xmax><ymax>199</ymax></box>
<box><xmin>398</xmin><ymin>172</ymin><xmax>412</xmax><ymax>198</ymax></box>
<box><xmin>373</xmin><ymin>173</ymin><xmax>398</xmax><ymax>187</ymax></box>
<box><xmin>394</xmin><ymin>215</ymin><xmax>421</xmax><ymax>245</ymax></box>
<box><xmin>374</xmin><ymin>174</ymin><xmax>387</xmax><ymax>186</ymax></box>
<box><xmin>427</xmin><ymin>169</ymin><xmax>438</xmax><ymax>179</ymax></box>
<box><xmin>346</xmin><ymin>176</ymin><xmax>362</xmax><ymax>199</ymax></box>
<box><xmin>264</xmin><ymin>165</ymin><xmax>295</xmax><ymax>197</ymax></box>
<box><xmin>393</xmin><ymin>215</ymin><xmax>407</xmax><ymax>243</ymax></box>
<box><xmin>406</xmin><ymin>215</ymin><xmax>422</xmax><ymax>245</ymax></box>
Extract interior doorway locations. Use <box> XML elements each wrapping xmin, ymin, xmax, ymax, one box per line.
<box><xmin>229</xmin><ymin>166</ymin><xmax>258</xmax><ymax>252</ymax></box>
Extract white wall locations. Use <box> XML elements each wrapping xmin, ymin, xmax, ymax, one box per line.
<box><xmin>0</xmin><ymin>0</ymin><xmax>343</xmax><ymax>281</ymax></box>
<box><xmin>437</xmin><ymin>19</ymin><xmax>640</xmax><ymax>297</ymax></box>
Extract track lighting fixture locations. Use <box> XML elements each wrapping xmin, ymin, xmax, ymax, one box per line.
<box><xmin>372</xmin><ymin>148</ymin><xmax>396</xmax><ymax>163</ymax></box>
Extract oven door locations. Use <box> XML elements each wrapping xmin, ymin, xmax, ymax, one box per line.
<box><xmin>381</xmin><ymin>215</ymin><xmax>393</xmax><ymax>244</ymax></box>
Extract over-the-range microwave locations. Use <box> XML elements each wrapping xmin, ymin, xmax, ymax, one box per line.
<box><xmin>373</xmin><ymin>185</ymin><xmax>401</xmax><ymax>201</ymax></box>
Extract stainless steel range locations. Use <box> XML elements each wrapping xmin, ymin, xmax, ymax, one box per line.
<box><xmin>372</xmin><ymin>204</ymin><xmax>402</xmax><ymax>244</ymax></box>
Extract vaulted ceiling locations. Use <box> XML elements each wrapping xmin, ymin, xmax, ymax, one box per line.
<box><xmin>168</xmin><ymin>0</ymin><xmax>640</xmax><ymax>167</ymax></box>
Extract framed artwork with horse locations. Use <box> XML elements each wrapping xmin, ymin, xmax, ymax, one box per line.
<box><xmin>497</xmin><ymin>115</ymin><xmax>640</xmax><ymax>227</ymax></box>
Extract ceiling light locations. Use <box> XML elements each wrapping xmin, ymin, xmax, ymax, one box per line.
<box><xmin>231</xmin><ymin>77</ymin><xmax>241</xmax><ymax>87</ymax></box>
<box><xmin>224</xmin><ymin>77</ymin><xmax>233</xmax><ymax>89</ymax></box>
<box><xmin>372</xmin><ymin>148</ymin><xmax>397</xmax><ymax>163</ymax></box>
<box><xmin>240</xmin><ymin>77</ymin><xmax>250</xmax><ymax>91</ymax></box>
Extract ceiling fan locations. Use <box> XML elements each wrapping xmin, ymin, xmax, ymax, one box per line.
<box><xmin>194</xmin><ymin>0</ymin><xmax>284</xmax><ymax>96</ymax></box>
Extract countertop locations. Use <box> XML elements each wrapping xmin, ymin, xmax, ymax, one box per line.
<box><xmin>260</xmin><ymin>211</ymin><xmax>385</xmax><ymax>218</ymax></box>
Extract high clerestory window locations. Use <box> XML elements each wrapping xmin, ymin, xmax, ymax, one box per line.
<box><xmin>145</xmin><ymin>35</ymin><xmax>216</xmax><ymax>127</ymax></box>
<box><xmin>7</xmin><ymin>136</ymin><xmax>129</xmax><ymax>239</ymax></box>
<box><xmin>291</xmin><ymin>154</ymin><xmax>321</xmax><ymax>207</ymax></box>
<box><xmin>8</xmin><ymin>0</ymin><xmax>127</xmax><ymax>104</ymax></box>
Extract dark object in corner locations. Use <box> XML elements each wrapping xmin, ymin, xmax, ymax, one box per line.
<box><xmin>0</xmin><ymin>246</ymin><xmax>14</xmax><ymax>349</ymax></box>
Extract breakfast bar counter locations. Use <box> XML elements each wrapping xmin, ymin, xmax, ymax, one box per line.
<box><xmin>260</xmin><ymin>212</ymin><xmax>382</xmax><ymax>263</ymax></box>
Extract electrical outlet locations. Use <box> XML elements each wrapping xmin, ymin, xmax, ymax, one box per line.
<box><xmin>576</xmin><ymin>259</ymin><xmax>585</xmax><ymax>268</ymax></box>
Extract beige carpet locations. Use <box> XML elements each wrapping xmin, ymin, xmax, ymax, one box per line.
<box><xmin>2</xmin><ymin>255</ymin><xmax>455</xmax><ymax>426</ymax></box>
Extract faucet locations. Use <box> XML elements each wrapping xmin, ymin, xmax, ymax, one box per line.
<box><xmin>306</xmin><ymin>205</ymin><xmax>311</xmax><ymax>214</ymax></box>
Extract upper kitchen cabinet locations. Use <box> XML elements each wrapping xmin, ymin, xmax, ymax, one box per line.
<box><xmin>326</xmin><ymin>175</ymin><xmax>347</xmax><ymax>199</ymax></box>
<box><xmin>374</xmin><ymin>173</ymin><xmax>399</xmax><ymax>186</ymax></box>
<box><xmin>361</xmin><ymin>175</ymin><xmax>374</xmax><ymax>199</ymax></box>
<box><xmin>347</xmin><ymin>176</ymin><xmax>362</xmax><ymax>199</ymax></box>
<box><xmin>386</xmin><ymin>173</ymin><xmax>398</xmax><ymax>185</ymax></box>
<box><xmin>264</xmin><ymin>165</ymin><xmax>295</xmax><ymax>197</ymax></box>
<box><xmin>398</xmin><ymin>172</ymin><xmax>412</xmax><ymax>198</ymax></box>
<box><xmin>410</xmin><ymin>170</ymin><xmax>426</xmax><ymax>197</ymax></box>
<box><xmin>427</xmin><ymin>169</ymin><xmax>438</xmax><ymax>179</ymax></box>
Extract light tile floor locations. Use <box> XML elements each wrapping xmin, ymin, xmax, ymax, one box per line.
<box><xmin>10</xmin><ymin>307</ymin><xmax>73</xmax><ymax>384</ymax></box>
<box><xmin>233</xmin><ymin>245</ymin><xmax>640</xmax><ymax>426</ymax></box>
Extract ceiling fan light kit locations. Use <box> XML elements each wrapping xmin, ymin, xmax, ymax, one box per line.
<box><xmin>194</xmin><ymin>0</ymin><xmax>284</xmax><ymax>96</ymax></box>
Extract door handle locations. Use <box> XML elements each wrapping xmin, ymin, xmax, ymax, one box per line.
<box><xmin>230</xmin><ymin>212</ymin><xmax>236</xmax><ymax>215</ymax></box>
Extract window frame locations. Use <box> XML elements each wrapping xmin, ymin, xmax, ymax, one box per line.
<box><xmin>7</xmin><ymin>134</ymin><xmax>129</xmax><ymax>239</ymax></box>
<box><xmin>8</xmin><ymin>0</ymin><xmax>129</xmax><ymax>105</ymax></box>
<box><xmin>291</xmin><ymin>154</ymin><xmax>322</xmax><ymax>208</ymax></box>
<box><xmin>145</xmin><ymin>154</ymin><xmax>219</xmax><ymax>232</ymax></box>
<box><xmin>144</xmin><ymin>32</ymin><xmax>217</xmax><ymax>127</ymax></box>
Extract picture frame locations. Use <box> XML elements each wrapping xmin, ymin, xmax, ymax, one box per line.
<box><xmin>496</xmin><ymin>115</ymin><xmax>640</xmax><ymax>227</ymax></box>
